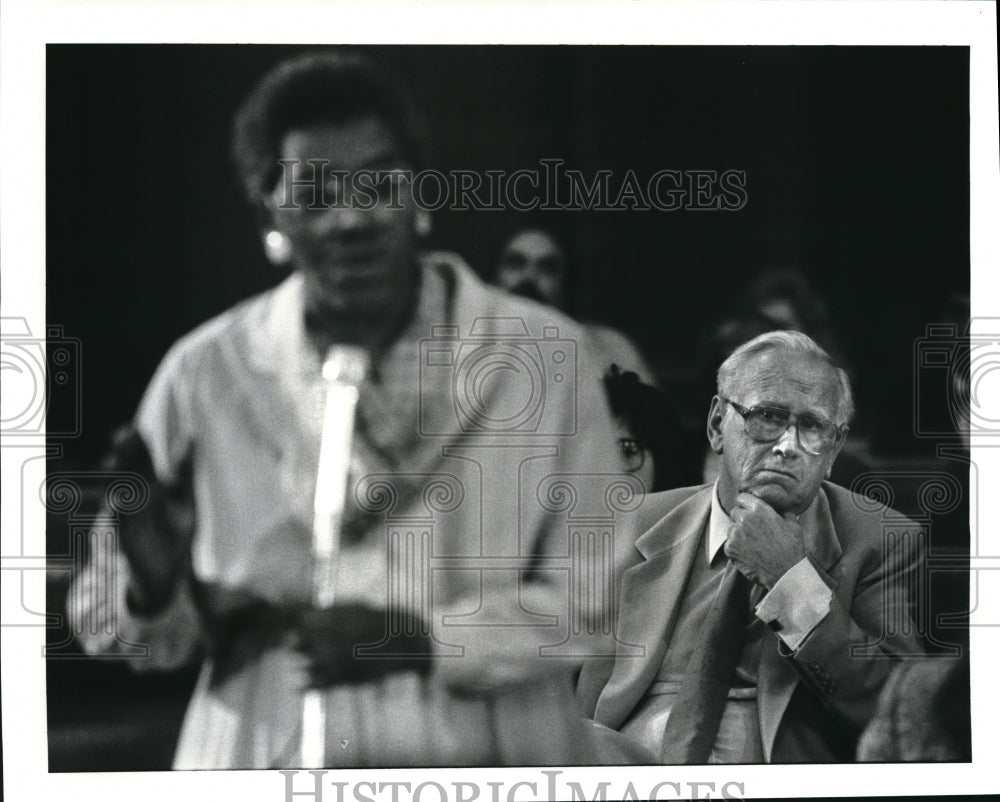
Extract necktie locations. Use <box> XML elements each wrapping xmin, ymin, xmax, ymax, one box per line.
<box><xmin>660</xmin><ymin>560</ymin><xmax>751</xmax><ymax>764</ymax></box>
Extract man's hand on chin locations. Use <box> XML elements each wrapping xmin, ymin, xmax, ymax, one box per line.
<box><xmin>725</xmin><ymin>492</ymin><xmax>807</xmax><ymax>588</ymax></box>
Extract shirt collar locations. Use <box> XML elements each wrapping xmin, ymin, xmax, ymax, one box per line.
<box><xmin>707</xmin><ymin>480</ymin><xmax>731</xmax><ymax>564</ymax></box>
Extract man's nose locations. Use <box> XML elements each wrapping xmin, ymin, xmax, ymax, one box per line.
<box><xmin>772</xmin><ymin>423</ymin><xmax>801</xmax><ymax>457</ymax></box>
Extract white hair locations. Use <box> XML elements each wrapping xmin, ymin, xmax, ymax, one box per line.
<box><xmin>716</xmin><ymin>330</ymin><xmax>855</xmax><ymax>424</ymax></box>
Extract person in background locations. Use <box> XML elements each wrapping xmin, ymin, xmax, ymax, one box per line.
<box><xmin>578</xmin><ymin>331</ymin><xmax>923</xmax><ymax>763</ymax></box>
<box><xmin>496</xmin><ymin>228</ymin><xmax>656</xmax><ymax>383</ymax></box>
<box><xmin>603</xmin><ymin>364</ymin><xmax>703</xmax><ymax>492</ymax></box>
<box><xmin>740</xmin><ymin>268</ymin><xmax>849</xmax><ymax>370</ymax></box>
<box><xmin>497</xmin><ymin>229</ymin><xmax>691</xmax><ymax>492</ymax></box>
<box><xmin>68</xmin><ymin>50</ymin><xmax>622</xmax><ymax>769</ymax></box>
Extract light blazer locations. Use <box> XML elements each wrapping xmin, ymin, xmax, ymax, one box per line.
<box><xmin>577</xmin><ymin>482</ymin><xmax>924</xmax><ymax>763</ymax></box>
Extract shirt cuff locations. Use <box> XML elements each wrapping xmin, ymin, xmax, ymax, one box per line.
<box><xmin>754</xmin><ymin>558</ymin><xmax>833</xmax><ymax>650</ymax></box>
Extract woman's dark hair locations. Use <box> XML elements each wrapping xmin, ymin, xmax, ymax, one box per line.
<box><xmin>603</xmin><ymin>365</ymin><xmax>700</xmax><ymax>492</ymax></box>
<box><xmin>231</xmin><ymin>50</ymin><xmax>427</xmax><ymax>208</ymax></box>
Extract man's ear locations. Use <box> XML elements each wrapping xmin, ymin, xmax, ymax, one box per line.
<box><xmin>824</xmin><ymin>425</ymin><xmax>849</xmax><ymax>479</ymax></box>
<box><xmin>707</xmin><ymin>395</ymin><xmax>726</xmax><ymax>455</ymax></box>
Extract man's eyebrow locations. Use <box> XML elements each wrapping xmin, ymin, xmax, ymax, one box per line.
<box><xmin>758</xmin><ymin>402</ymin><xmax>834</xmax><ymax>422</ymax></box>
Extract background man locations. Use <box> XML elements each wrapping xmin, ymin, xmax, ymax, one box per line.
<box><xmin>496</xmin><ymin>229</ymin><xmax>674</xmax><ymax>488</ymax></box>
<box><xmin>496</xmin><ymin>228</ymin><xmax>655</xmax><ymax>381</ymax></box>
<box><xmin>578</xmin><ymin>330</ymin><xmax>924</xmax><ymax>763</ymax></box>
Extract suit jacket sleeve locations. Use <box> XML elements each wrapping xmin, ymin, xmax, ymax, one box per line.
<box><xmin>775</xmin><ymin>501</ymin><xmax>925</xmax><ymax>734</ymax></box>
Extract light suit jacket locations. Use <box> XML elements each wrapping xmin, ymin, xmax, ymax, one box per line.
<box><xmin>577</xmin><ymin>482</ymin><xmax>924</xmax><ymax>763</ymax></box>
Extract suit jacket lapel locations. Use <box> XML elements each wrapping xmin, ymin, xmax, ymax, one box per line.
<box><xmin>801</xmin><ymin>488</ymin><xmax>843</xmax><ymax>573</ymax></box>
<box><xmin>594</xmin><ymin>488</ymin><xmax>712</xmax><ymax>728</ymax></box>
<box><xmin>758</xmin><ymin>487</ymin><xmax>844</xmax><ymax>761</ymax></box>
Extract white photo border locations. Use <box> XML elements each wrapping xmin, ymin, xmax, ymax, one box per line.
<box><xmin>2</xmin><ymin>1</ymin><xmax>998</xmax><ymax>800</ymax></box>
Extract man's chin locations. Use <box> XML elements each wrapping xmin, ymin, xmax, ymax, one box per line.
<box><xmin>743</xmin><ymin>483</ymin><xmax>798</xmax><ymax>513</ymax></box>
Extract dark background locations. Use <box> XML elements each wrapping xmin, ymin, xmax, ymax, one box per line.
<box><xmin>45</xmin><ymin>45</ymin><xmax>970</xmax><ymax>771</ymax></box>
<box><xmin>47</xmin><ymin>44</ymin><xmax>969</xmax><ymax>464</ymax></box>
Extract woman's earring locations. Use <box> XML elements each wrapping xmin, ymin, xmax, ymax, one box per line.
<box><xmin>414</xmin><ymin>210</ymin><xmax>432</xmax><ymax>237</ymax></box>
<box><xmin>263</xmin><ymin>230</ymin><xmax>292</xmax><ymax>266</ymax></box>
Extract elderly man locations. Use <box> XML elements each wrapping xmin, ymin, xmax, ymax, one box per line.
<box><xmin>578</xmin><ymin>330</ymin><xmax>923</xmax><ymax>763</ymax></box>
<box><xmin>70</xmin><ymin>51</ymin><xmax>620</xmax><ymax>769</ymax></box>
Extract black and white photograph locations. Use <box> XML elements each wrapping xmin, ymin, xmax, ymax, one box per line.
<box><xmin>2</xmin><ymin>2</ymin><xmax>998</xmax><ymax>801</ymax></box>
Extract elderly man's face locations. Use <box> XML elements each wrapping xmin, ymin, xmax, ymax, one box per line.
<box><xmin>708</xmin><ymin>349</ymin><xmax>846</xmax><ymax>515</ymax></box>
<box><xmin>267</xmin><ymin>116</ymin><xmax>419</xmax><ymax>326</ymax></box>
<box><xmin>496</xmin><ymin>231</ymin><xmax>568</xmax><ymax>309</ymax></box>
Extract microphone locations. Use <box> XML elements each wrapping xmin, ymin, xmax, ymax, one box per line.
<box><xmin>310</xmin><ymin>345</ymin><xmax>369</xmax><ymax>604</ymax></box>
<box><xmin>302</xmin><ymin>344</ymin><xmax>369</xmax><ymax>768</ymax></box>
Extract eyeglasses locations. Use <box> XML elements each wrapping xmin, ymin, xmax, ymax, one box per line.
<box><xmin>720</xmin><ymin>397</ymin><xmax>845</xmax><ymax>456</ymax></box>
<box><xmin>618</xmin><ymin>437</ymin><xmax>647</xmax><ymax>473</ymax></box>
